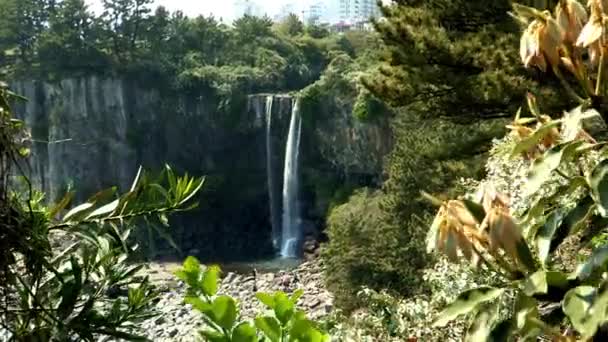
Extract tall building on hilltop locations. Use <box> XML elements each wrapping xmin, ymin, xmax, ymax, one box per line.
<box><xmin>339</xmin><ymin>0</ymin><xmax>380</xmax><ymax>24</ymax></box>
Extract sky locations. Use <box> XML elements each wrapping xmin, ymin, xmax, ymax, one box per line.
<box><xmin>86</xmin><ymin>0</ymin><xmax>318</xmax><ymax>22</ymax></box>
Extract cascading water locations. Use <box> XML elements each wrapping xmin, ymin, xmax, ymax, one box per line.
<box><xmin>280</xmin><ymin>98</ymin><xmax>302</xmax><ymax>258</ymax></box>
<box><xmin>265</xmin><ymin>95</ymin><xmax>280</xmax><ymax>249</ymax></box>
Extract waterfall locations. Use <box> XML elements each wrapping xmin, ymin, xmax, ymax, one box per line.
<box><xmin>280</xmin><ymin>98</ymin><xmax>303</xmax><ymax>258</ymax></box>
<box><xmin>265</xmin><ymin>96</ymin><xmax>280</xmax><ymax>249</ymax></box>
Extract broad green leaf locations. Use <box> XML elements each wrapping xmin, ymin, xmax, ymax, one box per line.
<box><xmin>273</xmin><ymin>292</ymin><xmax>295</xmax><ymax>325</ymax></box>
<box><xmin>232</xmin><ymin>322</ymin><xmax>257</xmax><ymax>342</ymax></box>
<box><xmin>200</xmin><ymin>329</ymin><xmax>228</xmax><ymax>342</ymax></box>
<box><xmin>524</xmin><ymin>141</ymin><xmax>584</xmax><ymax>197</ymax></box>
<box><xmin>291</xmin><ymin>289</ymin><xmax>304</xmax><ymax>303</ymax></box>
<box><xmin>289</xmin><ymin>317</ymin><xmax>329</xmax><ymax>342</ymax></box>
<box><xmin>575</xmin><ymin>245</ymin><xmax>608</xmax><ymax>280</ymax></box>
<box><xmin>57</xmin><ymin>257</ymin><xmax>82</xmax><ymax>319</ymax></box>
<box><xmin>86</xmin><ymin>199</ymin><xmax>119</xmax><ymax>219</ymax></box>
<box><xmin>255</xmin><ymin>316</ymin><xmax>281</xmax><ymax>342</ymax></box>
<box><xmin>513</xmin><ymin>295</ymin><xmax>542</xmax><ymax>340</ymax></box>
<box><xmin>589</xmin><ymin>159</ymin><xmax>608</xmax><ymax>217</ymax></box>
<box><xmin>433</xmin><ymin>287</ymin><xmax>505</xmax><ymax>327</ymax></box>
<box><xmin>211</xmin><ymin>296</ymin><xmax>238</xmax><ymax>330</ymax></box>
<box><xmin>256</xmin><ymin>292</ymin><xmax>276</xmax><ymax>309</ymax></box>
<box><xmin>563</xmin><ymin>195</ymin><xmax>596</xmax><ymax>236</ymax></box>
<box><xmin>523</xmin><ymin>270</ymin><xmax>568</xmax><ymax>296</ymax></box>
<box><xmin>201</xmin><ymin>265</ymin><xmax>221</xmax><ymax>297</ymax></box>
<box><xmin>183</xmin><ymin>256</ymin><xmax>201</xmax><ymax>274</ymax></box>
<box><xmin>511</xmin><ymin>120</ymin><xmax>561</xmax><ymax>158</ymax></box>
<box><xmin>465</xmin><ymin>303</ymin><xmax>499</xmax><ymax>342</ymax></box>
<box><xmin>63</xmin><ymin>202</ymin><xmax>94</xmax><ymax>221</ymax></box>
<box><xmin>549</xmin><ymin>196</ymin><xmax>595</xmax><ymax>256</ymax></box>
<box><xmin>535</xmin><ymin>211</ymin><xmax>561</xmax><ymax>265</ymax></box>
<box><xmin>563</xmin><ymin>286</ymin><xmax>597</xmax><ymax>337</ymax></box>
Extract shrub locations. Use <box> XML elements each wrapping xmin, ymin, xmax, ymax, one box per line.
<box><xmin>321</xmin><ymin>189</ymin><xmax>428</xmax><ymax>312</ymax></box>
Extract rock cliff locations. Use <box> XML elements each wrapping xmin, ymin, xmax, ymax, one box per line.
<box><xmin>12</xmin><ymin>77</ymin><xmax>391</xmax><ymax>259</ymax></box>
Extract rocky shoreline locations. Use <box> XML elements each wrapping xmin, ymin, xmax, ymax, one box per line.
<box><xmin>132</xmin><ymin>259</ymin><xmax>333</xmax><ymax>342</ymax></box>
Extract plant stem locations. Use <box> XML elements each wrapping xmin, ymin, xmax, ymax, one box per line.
<box><xmin>597</xmin><ymin>51</ymin><xmax>606</xmax><ymax>96</ymax></box>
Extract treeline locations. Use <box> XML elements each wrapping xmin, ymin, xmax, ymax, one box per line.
<box><xmin>0</xmin><ymin>0</ymin><xmax>362</xmax><ymax>94</ymax></box>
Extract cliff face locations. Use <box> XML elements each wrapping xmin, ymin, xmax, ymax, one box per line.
<box><xmin>12</xmin><ymin>77</ymin><xmax>391</xmax><ymax>259</ymax></box>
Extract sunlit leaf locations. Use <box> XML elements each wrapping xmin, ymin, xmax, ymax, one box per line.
<box><xmin>524</xmin><ymin>141</ymin><xmax>584</xmax><ymax>197</ymax></box>
<box><xmin>563</xmin><ymin>286</ymin><xmax>597</xmax><ymax>337</ymax></box>
<box><xmin>201</xmin><ymin>265</ymin><xmax>221</xmax><ymax>297</ymax></box>
<box><xmin>433</xmin><ymin>287</ymin><xmax>504</xmax><ymax>327</ymax></box>
<box><xmin>86</xmin><ymin>199</ymin><xmax>119</xmax><ymax>219</ymax></box>
<box><xmin>255</xmin><ymin>316</ymin><xmax>281</xmax><ymax>342</ymax></box>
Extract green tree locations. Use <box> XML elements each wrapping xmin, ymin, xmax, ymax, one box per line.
<box><xmin>363</xmin><ymin>0</ymin><xmax>566</xmax><ymax>121</ymax></box>
<box><xmin>38</xmin><ymin>0</ymin><xmax>107</xmax><ymax>73</ymax></box>
<box><xmin>0</xmin><ymin>0</ymin><xmax>52</xmax><ymax>61</ymax></box>
<box><xmin>277</xmin><ymin>13</ymin><xmax>304</xmax><ymax>36</ymax></box>
<box><xmin>101</xmin><ymin>0</ymin><xmax>153</xmax><ymax>61</ymax></box>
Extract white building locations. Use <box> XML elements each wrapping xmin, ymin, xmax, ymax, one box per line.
<box><xmin>304</xmin><ymin>2</ymin><xmax>328</xmax><ymax>25</ymax></box>
<box><xmin>339</xmin><ymin>0</ymin><xmax>380</xmax><ymax>25</ymax></box>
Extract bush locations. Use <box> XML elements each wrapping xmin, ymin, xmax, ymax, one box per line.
<box><xmin>321</xmin><ymin>189</ymin><xmax>429</xmax><ymax>312</ymax></box>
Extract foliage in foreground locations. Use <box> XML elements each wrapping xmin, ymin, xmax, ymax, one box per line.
<box><xmin>175</xmin><ymin>256</ymin><xmax>329</xmax><ymax>342</ymax></box>
<box><xmin>0</xmin><ymin>83</ymin><xmax>204</xmax><ymax>340</ymax></box>
<box><xmin>428</xmin><ymin>2</ymin><xmax>608</xmax><ymax>339</ymax></box>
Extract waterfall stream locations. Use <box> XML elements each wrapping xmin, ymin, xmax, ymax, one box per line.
<box><xmin>280</xmin><ymin>98</ymin><xmax>302</xmax><ymax>258</ymax></box>
<box><xmin>265</xmin><ymin>96</ymin><xmax>280</xmax><ymax>249</ymax></box>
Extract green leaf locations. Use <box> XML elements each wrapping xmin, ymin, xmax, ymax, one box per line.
<box><xmin>183</xmin><ymin>256</ymin><xmax>201</xmax><ymax>274</ymax></box>
<box><xmin>291</xmin><ymin>289</ymin><xmax>304</xmax><ymax>304</ymax></box>
<box><xmin>57</xmin><ymin>257</ymin><xmax>83</xmax><ymax>320</ymax></box>
<box><xmin>513</xmin><ymin>294</ymin><xmax>541</xmax><ymax>340</ymax></box>
<box><xmin>199</xmin><ymin>329</ymin><xmax>228</xmax><ymax>342</ymax></box>
<box><xmin>465</xmin><ymin>303</ymin><xmax>499</xmax><ymax>342</ymax></box>
<box><xmin>511</xmin><ymin>120</ymin><xmax>560</xmax><ymax>158</ymax></box>
<box><xmin>551</xmin><ymin>196</ymin><xmax>595</xmax><ymax>255</ymax></box>
<box><xmin>273</xmin><ymin>292</ymin><xmax>295</xmax><ymax>325</ymax></box>
<box><xmin>575</xmin><ymin>245</ymin><xmax>608</xmax><ymax>280</ymax></box>
<box><xmin>433</xmin><ymin>287</ymin><xmax>505</xmax><ymax>327</ymax></box>
<box><xmin>255</xmin><ymin>316</ymin><xmax>281</xmax><ymax>342</ymax></box>
<box><xmin>523</xmin><ymin>270</ymin><xmax>568</xmax><ymax>296</ymax></box>
<box><xmin>211</xmin><ymin>296</ymin><xmax>238</xmax><ymax>330</ymax></box>
<box><xmin>563</xmin><ymin>286</ymin><xmax>597</xmax><ymax>337</ymax></box>
<box><xmin>63</xmin><ymin>202</ymin><xmax>94</xmax><ymax>221</ymax></box>
<box><xmin>535</xmin><ymin>211</ymin><xmax>561</xmax><ymax>265</ymax></box>
<box><xmin>232</xmin><ymin>322</ymin><xmax>257</xmax><ymax>342</ymax></box>
<box><xmin>201</xmin><ymin>265</ymin><xmax>221</xmax><ymax>297</ymax></box>
<box><xmin>86</xmin><ymin>199</ymin><xmax>119</xmax><ymax>219</ymax></box>
<box><xmin>130</xmin><ymin>166</ymin><xmax>144</xmax><ymax>192</ymax></box>
<box><xmin>256</xmin><ymin>292</ymin><xmax>276</xmax><ymax>309</ymax></box>
<box><xmin>524</xmin><ymin>141</ymin><xmax>584</xmax><ymax>197</ymax></box>
<box><xmin>589</xmin><ymin>159</ymin><xmax>608</xmax><ymax>217</ymax></box>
